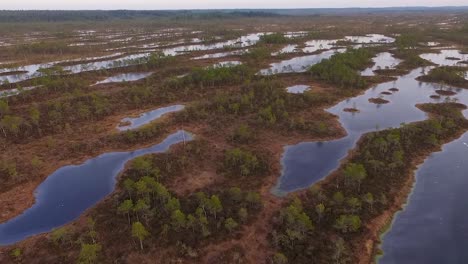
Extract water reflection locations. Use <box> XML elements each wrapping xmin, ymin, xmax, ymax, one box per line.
<box><xmin>0</xmin><ymin>130</ymin><xmax>193</xmax><ymax>246</ymax></box>
<box><xmin>94</xmin><ymin>72</ymin><xmax>153</xmax><ymax>85</ymax></box>
<box><xmin>286</xmin><ymin>85</ymin><xmax>310</xmax><ymax>94</ymax></box>
<box><xmin>275</xmin><ymin>66</ymin><xmax>468</xmax><ymax>194</ymax></box>
<box><xmin>118</xmin><ymin>105</ymin><xmax>185</xmax><ymax>131</ymax></box>
<box><xmin>361</xmin><ymin>52</ymin><xmax>402</xmax><ymax>76</ymax></box>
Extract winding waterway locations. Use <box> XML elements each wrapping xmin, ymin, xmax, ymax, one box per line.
<box><xmin>94</xmin><ymin>72</ymin><xmax>153</xmax><ymax>85</ymax></box>
<box><xmin>275</xmin><ymin>67</ymin><xmax>468</xmax><ymax>194</ymax></box>
<box><xmin>0</xmin><ymin>130</ymin><xmax>192</xmax><ymax>246</ymax></box>
<box><xmin>273</xmin><ymin>51</ymin><xmax>468</xmax><ymax>261</ymax></box>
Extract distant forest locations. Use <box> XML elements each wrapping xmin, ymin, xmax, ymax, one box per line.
<box><xmin>0</xmin><ymin>10</ymin><xmax>281</xmax><ymax>23</ymax></box>
<box><xmin>1</xmin><ymin>7</ymin><xmax>468</xmax><ymax>23</ymax></box>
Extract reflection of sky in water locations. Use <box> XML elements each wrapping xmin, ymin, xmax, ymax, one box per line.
<box><xmin>272</xmin><ymin>44</ymin><xmax>299</xmax><ymax>56</ymax></box>
<box><xmin>420</xmin><ymin>49</ymin><xmax>468</xmax><ymax>66</ymax></box>
<box><xmin>260</xmin><ymin>49</ymin><xmax>346</xmax><ymax>75</ymax></box>
<box><xmin>0</xmin><ymin>33</ymin><xmax>265</xmax><ymax>84</ymax></box>
<box><xmin>0</xmin><ymin>130</ymin><xmax>192</xmax><ymax>246</ymax></box>
<box><xmin>276</xmin><ymin>65</ymin><xmax>468</xmax><ymax>194</ymax></box>
<box><xmin>94</xmin><ymin>72</ymin><xmax>153</xmax><ymax>85</ymax></box>
<box><xmin>118</xmin><ymin>105</ymin><xmax>185</xmax><ymax>131</ymax></box>
<box><xmin>379</xmin><ymin>132</ymin><xmax>468</xmax><ymax>264</ymax></box>
<box><xmin>286</xmin><ymin>85</ymin><xmax>310</xmax><ymax>94</ymax></box>
<box><xmin>361</xmin><ymin>52</ymin><xmax>402</xmax><ymax>76</ymax></box>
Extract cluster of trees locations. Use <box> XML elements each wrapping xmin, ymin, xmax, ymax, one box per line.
<box><xmin>420</xmin><ymin>66</ymin><xmax>468</xmax><ymax>87</ymax></box>
<box><xmin>309</xmin><ymin>48</ymin><xmax>375</xmax><ymax>88</ymax></box>
<box><xmin>146</xmin><ymin>51</ymin><xmax>176</xmax><ymax>67</ymax></box>
<box><xmin>243</xmin><ymin>46</ymin><xmax>271</xmax><ymax>63</ymax></box>
<box><xmin>229</xmin><ymin>124</ymin><xmax>253</xmax><ymax>144</ymax></box>
<box><xmin>107</xmin><ymin>121</ymin><xmax>168</xmax><ymax>146</ymax></box>
<box><xmin>395</xmin><ymin>34</ymin><xmax>420</xmax><ymax>52</ymax></box>
<box><xmin>286</xmin><ymin>116</ymin><xmax>330</xmax><ymax>136</ymax></box>
<box><xmin>177</xmin><ymin>79</ymin><xmax>335</xmax><ymax>137</ymax></box>
<box><xmin>223</xmin><ymin>148</ymin><xmax>268</xmax><ymax>177</ymax></box>
<box><xmin>109</xmin><ymin>148</ymin><xmax>263</xmax><ymax>251</ymax></box>
<box><xmin>259</xmin><ymin>33</ymin><xmax>289</xmax><ymax>44</ymax></box>
<box><xmin>29</xmin><ymin>139</ymin><xmax>263</xmax><ymax>262</ymax></box>
<box><xmin>391</xmin><ymin>33</ymin><xmax>432</xmax><ymax>70</ymax></box>
<box><xmin>7</xmin><ymin>92</ymin><xmax>112</xmax><ymax>139</ymax></box>
<box><xmin>270</xmin><ymin>102</ymin><xmax>468</xmax><ymax>263</ymax></box>
<box><xmin>165</xmin><ymin>64</ymin><xmax>254</xmax><ymax>90</ymax></box>
<box><xmin>1</xmin><ymin>62</ymin><xmax>252</xmax><ymax>141</ymax></box>
<box><xmin>43</xmin><ymin>218</ymin><xmax>103</xmax><ymax>264</ymax></box>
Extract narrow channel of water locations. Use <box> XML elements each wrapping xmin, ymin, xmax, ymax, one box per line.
<box><xmin>118</xmin><ymin>105</ymin><xmax>185</xmax><ymax>131</ymax></box>
<box><xmin>94</xmin><ymin>72</ymin><xmax>153</xmax><ymax>85</ymax></box>
<box><xmin>0</xmin><ymin>130</ymin><xmax>193</xmax><ymax>246</ymax></box>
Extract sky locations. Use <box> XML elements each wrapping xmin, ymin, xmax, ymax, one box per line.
<box><xmin>2</xmin><ymin>0</ymin><xmax>467</xmax><ymax>10</ymax></box>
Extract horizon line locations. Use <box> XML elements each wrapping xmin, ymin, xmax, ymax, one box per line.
<box><xmin>2</xmin><ymin>6</ymin><xmax>468</xmax><ymax>11</ymax></box>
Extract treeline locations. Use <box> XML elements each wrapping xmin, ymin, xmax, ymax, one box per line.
<box><xmin>270</xmin><ymin>102</ymin><xmax>468</xmax><ymax>263</ymax></box>
<box><xmin>308</xmin><ymin>48</ymin><xmax>375</xmax><ymax>88</ymax></box>
<box><xmin>0</xmin><ymin>10</ymin><xmax>280</xmax><ymax>23</ymax></box>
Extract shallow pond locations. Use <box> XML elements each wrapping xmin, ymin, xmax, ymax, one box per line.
<box><xmin>284</xmin><ymin>31</ymin><xmax>308</xmax><ymax>38</ymax></box>
<box><xmin>162</xmin><ymin>33</ymin><xmax>265</xmax><ymax>56</ymax></box>
<box><xmin>94</xmin><ymin>72</ymin><xmax>153</xmax><ymax>85</ymax></box>
<box><xmin>0</xmin><ymin>130</ymin><xmax>192</xmax><ymax>246</ymax></box>
<box><xmin>275</xmin><ymin>66</ymin><xmax>468</xmax><ymax>194</ymax></box>
<box><xmin>193</xmin><ymin>49</ymin><xmax>248</xmax><ymax>60</ymax></box>
<box><xmin>0</xmin><ymin>52</ymin><xmax>150</xmax><ymax>84</ymax></box>
<box><xmin>420</xmin><ymin>49</ymin><xmax>467</xmax><ymax>66</ymax></box>
<box><xmin>272</xmin><ymin>45</ymin><xmax>299</xmax><ymax>56</ymax></box>
<box><xmin>286</xmin><ymin>85</ymin><xmax>310</xmax><ymax>94</ymax></box>
<box><xmin>378</xmin><ymin>132</ymin><xmax>468</xmax><ymax>264</ymax></box>
<box><xmin>344</xmin><ymin>34</ymin><xmax>395</xmax><ymax>44</ymax></box>
<box><xmin>302</xmin><ymin>40</ymin><xmax>338</xmax><ymax>53</ymax></box>
<box><xmin>213</xmin><ymin>61</ymin><xmax>242</xmax><ymax>68</ymax></box>
<box><xmin>260</xmin><ymin>49</ymin><xmax>346</xmax><ymax>75</ymax></box>
<box><xmin>118</xmin><ymin>105</ymin><xmax>185</xmax><ymax>131</ymax></box>
<box><xmin>361</xmin><ymin>52</ymin><xmax>402</xmax><ymax>76</ymax></box>
<box><xmin>62</xmin><ymin>53</ymin><xmax>151</xmax><ymax>74</ymax></box>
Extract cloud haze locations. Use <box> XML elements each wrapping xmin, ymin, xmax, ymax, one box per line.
<box><xmin>2</xmin><ymin>0</ymin><xmax>467</xmax><ymax>10</ymax></box>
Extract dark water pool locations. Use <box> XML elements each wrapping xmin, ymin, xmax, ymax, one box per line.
<box><xmin>379</xmin><ymin>132</ymin><xmax>468</xmax><ymax>264</ymax></box>
<box><xmin>0</xmin><ymin>130</ymin><xmax>192</xmax><ymax>245</ymax></box>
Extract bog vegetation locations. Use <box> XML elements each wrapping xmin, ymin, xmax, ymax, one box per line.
<box><xmin>1</xmin><ymin>10</ymin><xmax>468</xmax><ymax>264</ymax></box>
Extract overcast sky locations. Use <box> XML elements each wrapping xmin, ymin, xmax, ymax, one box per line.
<box><xmin>2</xmin><ymin>0</ymin><xmax>467</xmax><ymax>10</ymax></box>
